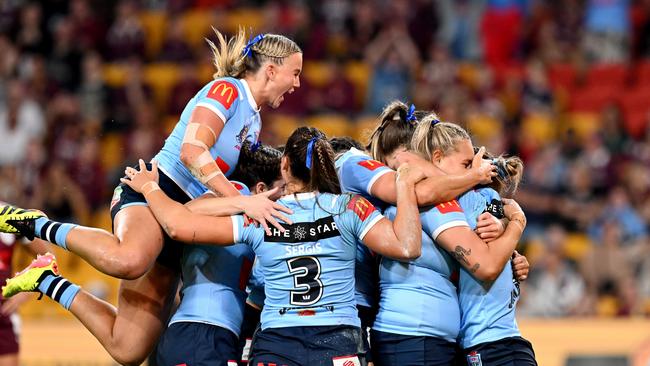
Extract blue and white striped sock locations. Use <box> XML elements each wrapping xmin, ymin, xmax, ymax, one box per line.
<box><xmin>34</xmin><ymin>218</ymin><xmax>77</xmax><ymax>250</ymax></box>
<box><xmin>37</xmin><ymin>274</ymin><xmax>80</xmax><ymax>310</ymax></box>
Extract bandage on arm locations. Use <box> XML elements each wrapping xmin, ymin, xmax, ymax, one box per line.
<box><xmin>180</xmin><ymin>106</ymin><xmax>240</xmax><ymax>197</ymax></box>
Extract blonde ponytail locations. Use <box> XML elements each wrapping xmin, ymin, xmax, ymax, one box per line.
<box><xmin>411</xmin><ymin>114</ymin><xmax>470</xmax><ymax>160</ymax></box>
<box><xmin>207</xmin><ymin>28</ymin><xmax>302</xmax><ymax>79</ymax></box>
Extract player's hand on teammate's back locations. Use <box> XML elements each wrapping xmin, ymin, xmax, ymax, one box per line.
<box><xmin>243</xmin><ymin>188</ymin><xmax>293</xmax><ymax>235</ymax></box>
<box><xmin>511</xmin><ymin>250</ymin><xmax>529</xmax><ymax>281</ymax></box>
<box><xmin>121</xmin><ymin>159</ymin><xmax>160</xmax><ymax>193</ymax></box>
<box><xmin>471</xmin><ymin>147</ymin><xmax>497</xmax><ymax>184</ymax></box>
<box><xmin>475</xmin><ymin>212</ymin><xmax>504</xmax><ymax>242</ymax></box>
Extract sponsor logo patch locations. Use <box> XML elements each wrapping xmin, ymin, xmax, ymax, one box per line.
<box><xmin>332</xmin><ymin>355</ymin><xmax>361</xmax><ymax>366</ymax></box>
<box><xmin>207</xmin><ymin>81</ymin><xmax>238</xmax><ymax>109</ymax></box>
<box><xmin>357</xmin><ymin>159</ymin><xmax>385</xmax><ymax>171</ymax></box>
<box><xmin>436</xmin><ymin>199</ymin><xmax>463</xmax><ymax>214</ymax></box>
<box><xmin>264</xmin><ymin>216</ymin><xmax>340</xmax><ymax>243</ymax></box>
<box><xmin>347</xmin><ymin>195</ymin><xmax>375</xmax><ymax>221</ymax></box>
<box><xmin>467</xmin><ymin>351</ymin><xmax>482</xmax><ymax>366</ymax></box>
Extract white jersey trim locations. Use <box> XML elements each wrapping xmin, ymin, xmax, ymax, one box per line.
<box><xmin>432</xmin><ymin>220</ymin><xmax>470</xmax><ymax>240</ymax></box>
<box><xmin>366</xmin><ymin>169</ymin><xmax>392</xmax><ymax>195</ymax></box>
<box><xmin>239</xmin><ymin>79</ymin><xmax>260</xmax><ymax>111</ymax></box>
<box><xmin>359</xmin><ymin>214</ymin><xmax>383</xmax><ymax>240</ymax></box>
<box><xmin>196</xmin><ymin>102</ymin><xmax>227</xmax><ymax>124</ymax></box>
<box><xmin>231</xmin><ymin>216</ymin><xmax>240</xmax><ymax>243</ymax></box>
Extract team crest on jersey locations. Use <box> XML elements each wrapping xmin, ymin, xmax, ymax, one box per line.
<box><xmin>357</xmin><ymin>159</ymin><xmax>385</xmax><ymax>171</ymax></box>
<box><xmin>332</xmin><ymin>355</ymin><xmax>361</xmax><ymax>366</ymax></box>
<box><xmin>467</xmin><ymin>351</ymin><xmax>482</xmax><ymax>366</ymax></box>
<box><xmin>110</xmin><ymin>186</ymin><xmax>123</xmax><ymax>210</ymax></box>
<box><xmin>436</xmin><ymin>199</ymin><xmax>463</xmax><ymax>214</ymax></box>
<box><xmin>207</xmin><ymin>81</ymin><xmax>238</xmax><ymax>109</ymax></box>
<box><xmin>235</xmin><ymin>120</ymin><xmax>253</xmax><ymax>149</ymax></box>
<box><xmin>347</xmin><ymin>195</ymin><xmax>375</xmax><ymax>221</ymax></box>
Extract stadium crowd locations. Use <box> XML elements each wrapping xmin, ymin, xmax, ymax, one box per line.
<box><xmin>0</xmin><ymin>0</ymin><xmax>649</xmax><ymax>319</ymax></box>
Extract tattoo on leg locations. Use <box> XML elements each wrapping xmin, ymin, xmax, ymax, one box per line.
<box><xmin>452</xmin><ymin>245</ymin><xmax>472</xmax><ymax>266</ymax></box>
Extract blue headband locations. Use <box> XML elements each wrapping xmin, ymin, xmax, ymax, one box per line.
<box><xmin>492</xmin><ymin>158</ymin><xmax>508</xmax><ymax>179</ymax></box>
<box><xmin>242</xmin><ymin>34</ymin><xmax>266</xmax><ymax>58</ymax></box>
<box><xmin>251</xmin><ymin>140</ymin><xmax>262</xmax><ymax>153</ymax></box>
<box><xmin>305</xmin><ymin>136</ymin><xmax>320</xmax><ymax>169</ymax></box>
<box><xmin>406</xmin><ymin>104</ymin><xmax>416</xmax><ymax>123</ymax></box>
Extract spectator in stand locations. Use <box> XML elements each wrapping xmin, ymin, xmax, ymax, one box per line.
<box><xmin>12</xmin><ymin>2</ymin><xmax>48</xmax><ymax>56</ymax></box>
<box><xmin>108</xmin><ymin>57</ymin><xmax>152</xmax><ymax>132</ymax></box>
<box><xmin>158</xmin><ymin>18</ymin><xmax>194</xmax><ymax>63</ymax></box>
<box><xmin>584</xmin><ymin>0</ymin><xmax>631</xmax><ymax>63</ymax></box>
<box><xmin>69</xmin><ymin>0</ymin><xmax>106</xmax><ymax>53</ymax></box>
<box><xmin>31</xmin><ymin>162</ymin><xmax>90</xmax><ymax>226</ymax></box>
<box><xmin>78</xmin><ymin>51</ymin><xmax>108</xmax><ymax>126</ymax></box>
<box><xmin>587</xmin><ymin>187</ymin><xmax>647</xmax><ymax>244</ymax></box>
<box><xmin>105</xmin><ymin>0</ymin><xmax>145</xmax><ymax>61</ymax></box>
<box><xmin>68</xmin><ymin>138</ymin><xmax>106</xmax><ymax>211</ymax></box>
<box><xmin>365</xmin><ymin>23</ymin><xmax>419</xmax><ymax>113</ymax></box>
<box><xmin>414</xmin><ymin>44</ymin><xmax>457</xmax><ymax>110</ymax></box>
<box><xmin>519</xmin><ymin>225</ymin><xmax>592</xmax><ymax>317</ymax></box>
<box><xmin>0</xmin><ymin>78</ymin><xmax>45</xmax><ymax>167</ymax></box>
<box><xmin>47</xmin><ymin>17</ymin><xmax>82</xmax><ymax>92</ymax></box>
<box><xmin>168</xmin><ymin>62</ymin><xmax>201</xmax><ymax>117</ymax></box>
<box><xmin>436</xmin><ymin>0</ymin><xmax>485</xmax><ymax>60</ymax></box>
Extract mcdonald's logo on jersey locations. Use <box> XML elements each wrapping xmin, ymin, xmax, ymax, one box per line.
<box><xmin>357</xmin><ymin>159</ymin><xmax>385</xmax><ymax>171</ymax></box>
<box><xmin>207</xmin><ymin>81</ymin><xmax>238</xmax><ymax>109</ymax></box>
<box><xmin>347</xmin><ymin>195</ymin><xmax>375</xmax><ymax>221</ymax></box>
<box><xmin>436</xmin><ymin>199</ymin><xmax>463</xmax><ymax>214</ymax></box>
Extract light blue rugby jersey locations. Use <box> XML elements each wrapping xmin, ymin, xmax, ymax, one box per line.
<box><xmin>154</xmin><ymin>77</ymin><xmax>261</xmax><ymax>199</ymax></box>
<box><xmin>335</xmin><ymin>148</ymin><xmax>393</xmax><ymax>308</ymax></box>
<box><xmin>246</xmin><ymin>256</ymin><xmax>265</xmax><ymax>309</ymax></box>
<box><xmin>374</xmin><ymin>200</ymin><xmax>467</xmax><ymax>342</ymax></box>
<box><xmin>169</xmin><ymin>181</ymin><xmax>255</xmax><ymax>336</ymax></box>
<box><xmin>457</xmin><ymin>188</ymin><xmax>521</xmax><ymax>349</ymax></box>
<box><xmin>232</xmin><ymin>192</ymin><xmax>384</xmax><ymax>330</ymax></box>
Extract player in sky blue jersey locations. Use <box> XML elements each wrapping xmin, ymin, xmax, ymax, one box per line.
<box><xmin>332</xmin><ymin>102</ymin><xmax>497</xmax><ymax>365</ymax></box>
<box><xmin>117</xmin><ymin>126</ymin><xmax>426</xmax><ymax>366</ymax></box>
<box><xmin>0</xmin><ymin>30</ymin><xmax>301</xmax><ymax>365</ymax></box>
<box><xmin>157</xmin><ymin>141</ymin><xmax>285</xmax><ymax>366</ymax></box>
<box><xmin>371</xmin><ymin>114</ymin><xmax>527</xmax><ymax>366</ymax></box>
<box><xmin>456</xmin><ymin>154</ymin><xmax>537</xmax><ymax>366</ymax></box>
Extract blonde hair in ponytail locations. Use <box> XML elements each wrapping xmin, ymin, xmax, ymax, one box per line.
<box><xmin>411</xmin><ymin>113</ymin><xmax>470</xmax><ymax>160</ymax></box>
<box><xmin>488</xmin><ymin>154</ymin><xmax>524</xmax><ymax>198</ymax></box>
<box><xmin>207</xmin><ymin>27</ymin><xmax>302</xmax><ymax>79</ymax></box>
<box><xmin>366</xmin><ymin>101</ymin><xmax>418</xmax><ymax>164</ymax></box>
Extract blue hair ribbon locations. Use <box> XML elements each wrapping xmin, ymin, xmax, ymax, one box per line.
<box><xmin>305</xmin><ymin>136</ymin><xmax>320</xmax><ymax>169</ymax></box>
<box><xmin>431</xmin><ymin>116</ymin><xmax>440</xmax><ymax>126</ymax></box>
<box><xmin>406</xmin><ymin>104</ymin><xmax>416</xmax><ymax>123</ymax></box>
<box><xmin>251</xmin><ymin>140</ymin><xmax>262</xmax><ymax>153</ymax></box>
<box><xmin>492</xmin><ymin>158</ymin><xmax>507</xmax><ymax>179</ymax></box>
<box><xmin>242</xmin><ymin>33</ymin><xmax>266</xmax><ymax>58</ymax></box>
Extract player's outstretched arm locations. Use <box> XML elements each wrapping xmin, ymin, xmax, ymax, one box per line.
<box><xmin>436</xmin><ymin>199</ymin><xmax>526</xmax><ymax>282</ymax></box>
<box><xmin>362</xmin><ymin>164</ymin><xmax>424</xmax><ymax>260</ymax></box>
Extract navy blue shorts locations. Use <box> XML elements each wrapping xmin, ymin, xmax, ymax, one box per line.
<box><xmin>156</xmin><ymin>322</ymin><xmax>238</xmax><ymax>366</ymax></box>
<box><xmin>371</xmin><ymin>329</ymin><xmax>456</xmax><ymax>366</ymax></box>
<box><xmin>236</xmin><ymin>303</ymin><xmax>261</xmax><ymax>365</ymax></box>
<box><xmin>110</xmin><ymin>163</ymin><xmax>192</xmax><ymax>272</ymax></box>
<box><xmin>460</xmin><ymin>337</ymin><xmax>537</xmax><ymax>366</ymax></box>
<box><xmin>250</xmin><ymin>325</ymin><xmax>365</xmax><ymax>366</ymax></box>
<box><xmin>357</xmin><ymin>305</ymin><xmax>376</xmax><ymax>362</ymax></box>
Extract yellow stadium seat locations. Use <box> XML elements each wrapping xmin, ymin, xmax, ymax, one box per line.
<box><xmin>467</xmin><ymin>113</ymin><xmax>502</xmax><ymax>143</ymax></box>
<box><xmin>457</xmin><ymin>62</ymin><xmax>480</xmax><ymax>89</ymax></box>
<box><xmin>139</xmin><ymin>10</ymin><xmax>168</xmax><ymax>58</ymax></box>
<box><xmin>306</xmin><ymin>114</ymin><xmax>352</xmax><ymax>138</ymax></box>
<box><xmin>352</xmin><ymin>115</ymin><xmax>379</xmax><ymax>145</ymax></box>
<box><xmin>521</xmin><ymin>113</ymin><xmax>557</xmax><ymax>145</ymax></box>
<box><xmin>197</xmin><ymin>62</ymin><xmax>216</xmax><ymax>84</ymax></box>
<box><xmin>143</xmin><ymin>63</ymin><xmax>181</xmax><ymax>110</ymax></box>
<box><xmin>303</xmin><ymin>61</ymin><xmax>333</xmax><ymax>88</ymax></box>
<box><xmin>102</xmin><ymin>63</ymin><xmax>128</xmax><ymax>88</ymax></box>
<box><xmin>164</xmin><ymin>115</ymin><xmax>180</xmax><ymax>135</ymax></box>
<box><xmin>563</xmin><ymin>233</ymin><xmax>592</xmax><ymax>262</ymax></box>
<box><xmin>180</xmin><ymin>10</ymin><xmax>215</xmax><ymax>50</ymax></box>
<box><xmin>268</xmin><ymin>114</ymin><xmax>300</xmax><ymax>143</ymax></box>
<box><xmin>344</xmin><ymin>61</ymin><xmax>371</xmax><ymax>107</ymax></box>
<box><xmin>561</xmin><ymin>112</ymin><xmax>601</xmax><ymax>140</ymax></box>
<box><xmin>100</xmin><ymin>133</ymin><xmax>125</xmax><ymax>172</ymax></box>
<box><xmin>224</xmin><ymin>8</ymin><xmax>264</xmax><ymax>34</ymax></box>
<box><xmin>596</xmin><ymin>295</ymin><xmax>619</xmax><ymax>317</ymax></box>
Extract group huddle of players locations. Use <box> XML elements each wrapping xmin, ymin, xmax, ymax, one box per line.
<box><xmin>0</xmin><ymin>29</ymin><xmax>537</xmax><ymax>366</ymax></box>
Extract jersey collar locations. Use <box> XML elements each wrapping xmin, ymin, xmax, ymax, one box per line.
<box><xmin>239</xmin><ymin>79</ymin><xmax>260</xmax><ymax>112</ymax></box>
<box><xmin>279</xmin><ymin>192</ymin><xmax>316</xmax><ymax>201</ymax></box>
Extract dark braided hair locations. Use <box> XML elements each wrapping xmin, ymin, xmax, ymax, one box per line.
<box><xmin>230</xmin><ymin>140</ymin><xmax>282</xmax><ymax>189</ymax></box>
<box><xmin>284</xmin><ymin>126</ymin><xmax>341</xmax><ymax>194</ymax></box>
<box><xmin>329</xmin><ymin>137</ymin><xmax>364</xmax><ymax>155</ymax></box>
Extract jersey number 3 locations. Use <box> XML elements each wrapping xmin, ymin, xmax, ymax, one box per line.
<box><xmin>287</xmin><ymin>256</ymin><xmax>323</xmax><ymax>306</ymax></box>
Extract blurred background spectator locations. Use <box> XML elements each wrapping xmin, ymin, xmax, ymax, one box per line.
<box><xmin>0</xmin><ymin>0</ymin><xmax>649</xmax><ymax>319</ymax></box>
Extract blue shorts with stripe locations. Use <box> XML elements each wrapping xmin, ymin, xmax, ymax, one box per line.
<box><xmin>110</xmin><ymin>163</ymin><xmax>192</xmax><ymax>272</ymax></box>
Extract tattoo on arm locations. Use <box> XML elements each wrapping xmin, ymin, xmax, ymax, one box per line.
<box><xmin>470</xmin><ymin>263</ymin><xmax>480</xmax><ymax>273</ymax></box>
<box><xmin>452</xmin><ymin>245</ymin><xmax>472</xmax><ymax>266</ymax></box>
